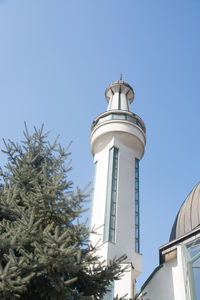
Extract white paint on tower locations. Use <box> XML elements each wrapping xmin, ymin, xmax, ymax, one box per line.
<box><xmin>90</xmin><ymin>79</ymin><xmax>146</xmax><ymax>299</ymax></box>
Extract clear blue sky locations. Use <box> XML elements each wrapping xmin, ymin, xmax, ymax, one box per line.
<box><xmin>0</xmin><ymin>0</ymin><xmax>200</xmax><ymax>291</ymax></box>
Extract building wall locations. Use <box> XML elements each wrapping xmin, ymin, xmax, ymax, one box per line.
<box><xmin>90</xmin><ymin>133</ymin><xmax>143</xmax><ymax>299</ymax></box>
<box><xmin>90</xmin><ymin>107</ymin><xmax>146</xmax><ymax>299</ymax></box>
<box><xmin>90</xmin><ymin>136</ymin><xmax>142</xmax><ymax>269</ymax></box>
<box><xmin>114</xmin><ymin>264</ymin><xmax>135</xmax><ymax>299</ymax></box>
<box><xmin>139</xmin><ymin>246</ymin><xmax>186</xmax><ymax>300</ymax></box>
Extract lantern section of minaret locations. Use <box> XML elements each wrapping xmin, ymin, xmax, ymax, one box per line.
<box><xmin>90</xmin><ymin>79</ymin><xmax>146</xmax><ymax>299</ymax></box>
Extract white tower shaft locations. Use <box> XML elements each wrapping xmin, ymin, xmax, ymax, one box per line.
<box><xmin>90</xmin><ymin>79</ymin><xmax>146</xmax><ymax>299</ymax></box>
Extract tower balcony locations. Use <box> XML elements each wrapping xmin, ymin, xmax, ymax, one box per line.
<box><xmin>91</xmin><ymin>110</ymin><xmax>146</xmax><ymax>158</ymax></box>
<box><xmin>91</xmin><ymin>110</ymin><xmax>146</xmax><ymax>133</ymax></box>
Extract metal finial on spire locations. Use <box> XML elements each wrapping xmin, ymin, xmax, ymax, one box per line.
<box><xmin>120</xmin><ymin>73</ymin><xmax>122</xmax><ymax>80</ymax></box>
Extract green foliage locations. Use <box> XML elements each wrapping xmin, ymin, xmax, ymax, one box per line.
<box><xmin>0</xmin><ymin>124</ymin><xmax>124</xmax><ymax>300</ymax></box>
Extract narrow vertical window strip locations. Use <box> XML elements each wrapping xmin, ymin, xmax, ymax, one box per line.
<box><xmin>118</xmin><ymin>87</ymin><xmax>121</xmax><ymax>110</ymax></box>
<box><xmin>89</xmin><ymin>161</ymin><xmax>97</xmax><ymax>230</ymax></box>
<box><xmin>104</xmin><ymin>149</ymin><xmax>114</xmax><ymax>242</ymax></box>
<box><xmin>104</xmin><ymin>147</ymin><xmax>118</xmax><ymax>242</ymax></box>
<box><xmin>109</xmin><ymin>148</ymin><xmax>118</xmax><ymax>242</ymax></box>
<box><xmin>135</xmin><ymin>158</ymin><xmax>140</xmax><ymax>252</ymax></box>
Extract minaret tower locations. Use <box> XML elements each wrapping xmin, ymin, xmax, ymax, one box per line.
<box><xmin>90</xmin><ymin>78</ymin><xmax>146</xmax><ymax>299</ymax></box>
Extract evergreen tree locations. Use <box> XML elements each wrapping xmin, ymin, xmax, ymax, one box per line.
<box><xmin>0</xmin><ymin>125</ymin><xmax>124</xmax><ymax>300</ymax></box>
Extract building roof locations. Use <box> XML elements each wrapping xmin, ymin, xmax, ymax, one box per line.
<box><xmin>170</xmin><ymin>182</ymin><xmax>200</xmax><ymax>241</ymax></box>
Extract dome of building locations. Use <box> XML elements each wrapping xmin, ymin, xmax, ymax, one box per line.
<box><xmin>170</xmin><ymin>182</ymin><xmax>200</xmax><ymax>241</ymax></box>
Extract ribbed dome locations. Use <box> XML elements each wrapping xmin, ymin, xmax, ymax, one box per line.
<box><xmin>170</xmin><ymin>182</ymin><xmax>200</xmax><ymax>241</ymax></box>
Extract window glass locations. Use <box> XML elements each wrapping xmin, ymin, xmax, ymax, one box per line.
<box><xmin>192</xmin><ymin>255</ymin><xmax>200</xmax><ymax>267</ymax></box>
<box><xmin>135</xmin><ymin>214</ymin><xmax>139</xmax><ymax>224</ymax></box>
<box><xmin>127</xmin><ymin>115</ymin><xmax>136</xmax><ymax>124</ymax></box>
<box><xmin>135</xmin><ymin>240</ymin><xmax>139</xmax><ymax>253</ymax></box>
<box><xmin>192</xmin><ymin>267</ymin><xmax>200</xmax><ymax>298</ymax></box>
<box><xmin>109</xmin><ymin>230</ymin><xmax>114</xmax><ymax>244</ymax></box>
<box><xmin>135</xmin><ymin>158</ymin><xmax>140</xmax><ymax>252</ymax></box>
<box><xmin>90</xmin><ymin>162</ymin><xmax>97</xmax><ymax>229</ymax></box>
<box><xmin>135</xmin><ymin>201</ymin><xmax>139</xmax><ymax>212</ymax></box>
<box><xmin>184</xmin><ymin>239</ymin><xmax>200</xmax><ymax>299</ymax></box>
<box><xmin>135</xmin><ymin>181</ymin><xmax>139</xmax><ymax>189</ymax></box>
<box><xmin>112</xmin><ymin>114</ymin><xmax>125</xmax><ymax>120</ymax></box>
<box><xmin>104</xmin><ymin>147</ymin><xmax>118</xmax><ymax>243</ymax></box>
<box><xmin>135</xmin><ymin>159</ymin><xmax>139</xmax><ymax>168</ymax></box>
<box><xmin>111</xmin><ymin>203</ymin><xmax>116</xmax><ymax>215</ymax></box>
<box><xmin>187</xmin><ymin>239</ymin><xmax>200</xmax><ymax>258</ymax></box>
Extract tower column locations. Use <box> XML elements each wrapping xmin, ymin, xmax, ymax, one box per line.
<box><xmin>90</xmin><ymin>79</ymin><xmax>146</xmax><ymax>299</ymax></box>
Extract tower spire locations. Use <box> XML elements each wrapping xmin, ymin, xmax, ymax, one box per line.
<box><xmin>105</xmin><ymin>79</ymin><xmax>134</xmax><ymax>112</ymax></box>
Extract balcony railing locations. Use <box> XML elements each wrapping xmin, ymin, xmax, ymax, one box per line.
<box><xmin>91</xmin><ymin>112</ymin><xmax>146</xmax><ymax>133</ymax></box>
